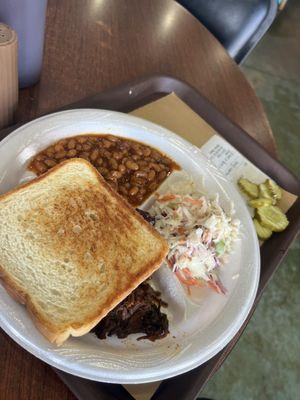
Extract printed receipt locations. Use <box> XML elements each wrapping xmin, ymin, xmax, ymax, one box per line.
<box><xmin>200</xmin><ymin>135</ymin><xmax>267</xmax><ymax>183</ymax></box>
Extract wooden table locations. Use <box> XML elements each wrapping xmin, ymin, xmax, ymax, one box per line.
<box><xmin>1</xmin><ymin>1</ymin><xmax>277</xmax><ymax>399</ymax></box>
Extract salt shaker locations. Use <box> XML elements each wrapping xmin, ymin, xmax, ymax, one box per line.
<box><xmin>0</xmin><ymin>23</ymin><xmax>18</xmax><ymax>129</ymax></box>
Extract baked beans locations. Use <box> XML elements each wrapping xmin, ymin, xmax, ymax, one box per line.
<box><xmin>28</xmin><ymin>134</ymin><xmax>180</xmax><ymax>206</ymax></box>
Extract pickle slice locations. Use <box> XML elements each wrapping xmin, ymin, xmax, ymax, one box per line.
<box><xmin>248</xmin><ymin>198</ymin><xmax>273</xmax><ymax>208</ymax></box>
<box><xmin>238</xmin><ymin>178</ymin><xmax>259</xmax><ymax>199</ymax></box>
<box><xmin>253</xmin><ymin>218</ymin><xmax>272</xmax><ymax>240</ymax></box>
<box><xmin>265</xmin><ymin>178</ymin><xmax>282</xmax><ymax>201</ymax></box>
<box><xmin>257</xmin><ymin>205</ymin><xmax>289</xmax><ymax>232</ymax></box>
<box><xmin>259</xmin><ymin>183</ymin><xmax>276</xmax><ymax>204</ymax></box>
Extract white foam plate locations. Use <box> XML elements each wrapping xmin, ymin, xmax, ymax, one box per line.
<box><xmin>0</xmin><ymin>109</ymin><xmax>260</xmax><ymax>384</ymax></box>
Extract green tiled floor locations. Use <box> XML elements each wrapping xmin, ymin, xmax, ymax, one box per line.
<box><xmin>201</xmin><ymin>1</ymin><xmax>300</xmax><ymax>399</ymax></box>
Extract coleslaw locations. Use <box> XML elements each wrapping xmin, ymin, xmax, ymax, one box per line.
<box><xmin>149</xmin><ymin>188</ymin><xmax>240</xmax><ymax>294</ymax></box>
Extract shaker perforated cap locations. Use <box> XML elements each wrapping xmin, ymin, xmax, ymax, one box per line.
<box><xmin>0</xmin><ymin>23</ymin><xmax>17</xmax><ymax>45</ymax></box>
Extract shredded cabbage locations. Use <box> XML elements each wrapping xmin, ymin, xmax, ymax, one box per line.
<box><xmin>149</xmin><ymin>189</ymin><xmax>240</xmax><ymax>294</ymax></box>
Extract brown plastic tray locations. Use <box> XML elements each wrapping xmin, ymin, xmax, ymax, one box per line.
<box><xmin>1</xmin><ymin>75</ymin><xmax>299</xmax><ymax>400</ymax></box>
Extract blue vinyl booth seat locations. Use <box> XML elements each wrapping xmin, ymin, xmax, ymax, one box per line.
<box><xmin>177</xmin><ymin>0</ymin><xmax>278</xmax><ymax>64</ymax></box>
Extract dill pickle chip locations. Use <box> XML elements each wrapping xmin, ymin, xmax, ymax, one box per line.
<box><xmin>249</xmin><ymin>198</ymin><xmax>273</xmax><ymax>208</ymax></box>
<box><xmin>265</xmin><ymin>178</ymin><xmax>282</xmax><ymax>201</ymax></box>
<box><xmin>253</xmin><ymin>218</ymin><xmax>272</xmax><ymax>240</ymax></box>
<box><xmin>257</xmin><ymin>205</ymin><xmax>289</xmax><ymax>232</ymax></box>
<box><xmin>238</xmin><ymin>178</ymin><xmax>259</xmax><ymax>199</ymax></box>
<box><xmin>259</xmin><ymin>183</ymin><xmax>276</xmax><ymax>204</ymax></box>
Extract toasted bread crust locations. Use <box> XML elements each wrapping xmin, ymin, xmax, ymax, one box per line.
<box><xmin>0</xmin><ymin>159</ymin><xmax>168</xmax><ymax>345</ymax></box>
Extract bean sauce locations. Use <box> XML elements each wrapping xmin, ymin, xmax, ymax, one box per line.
<box><xmin>28</xmin><ymin>134</ymin><xmax>180</xmax><ymax>206</ymax></box>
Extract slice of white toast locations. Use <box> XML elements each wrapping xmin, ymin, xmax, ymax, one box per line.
<box><xmin>0</xmin><ymin>158</ymin><xmax>168</xmax><ymax>345</ymax></box>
